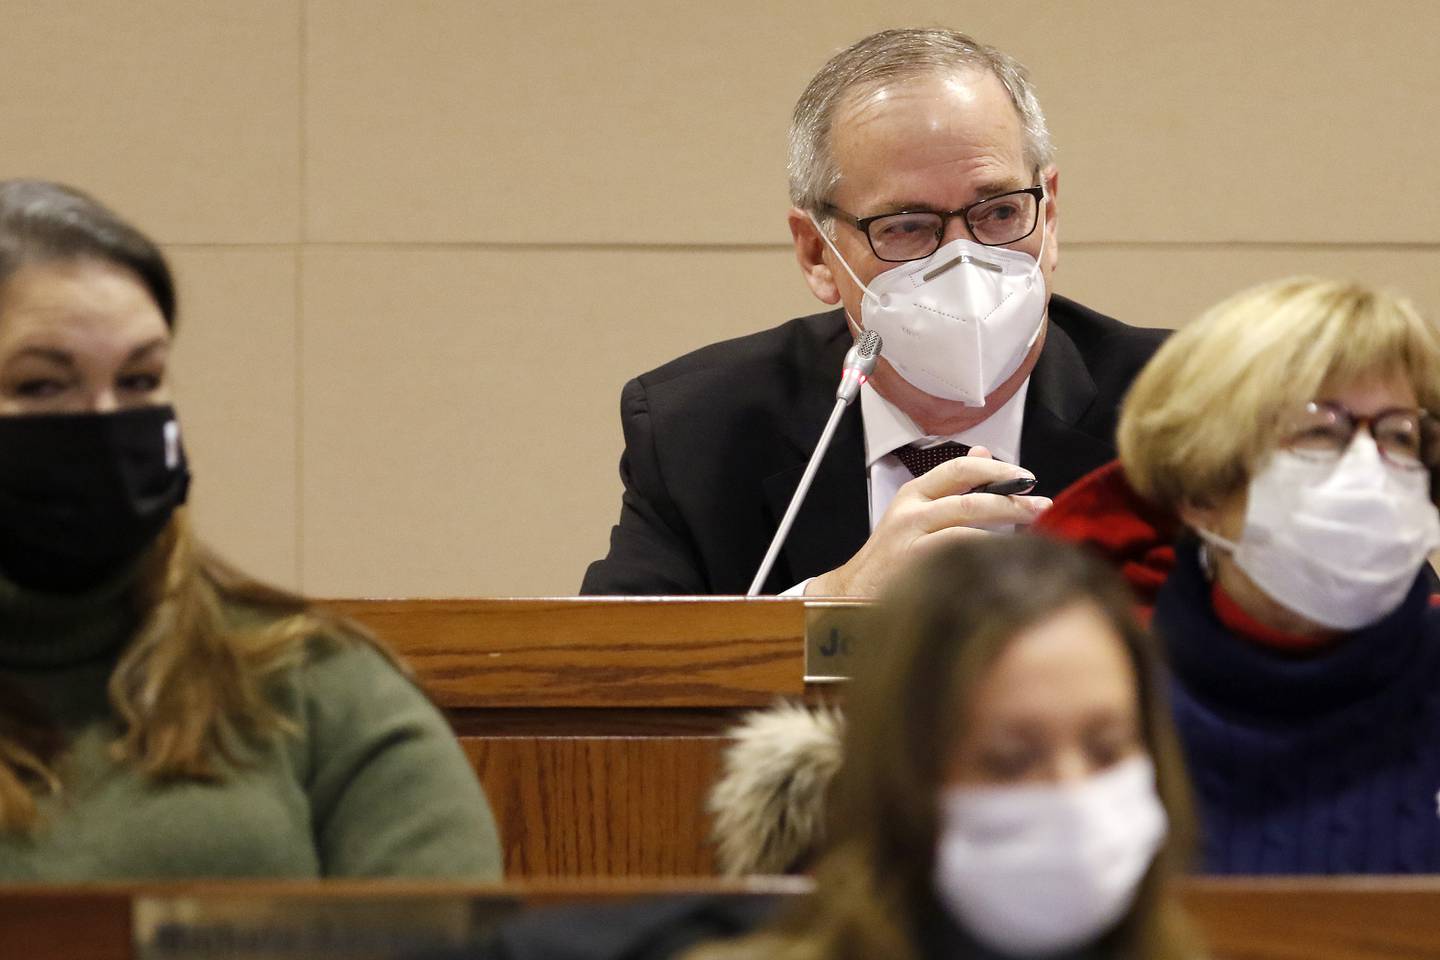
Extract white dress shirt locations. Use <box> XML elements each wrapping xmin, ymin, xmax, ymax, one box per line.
<box><xmin>780</xmin><ymin>377</ymin><xmax>1030</xmax><ymax>595</ymax></box>
<box><xmin>859</xmin><ymin>378</ymin><xmax>1029</xmax><ymax>527</ymax></box>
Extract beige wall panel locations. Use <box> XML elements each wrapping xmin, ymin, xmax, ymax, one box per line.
<box><xmin>299</xmin><ymin>246</ymin><xmax>820</xmax><ymax>596</ymax></box>
<box><xmin>1058</xmin><ymin>245</ymin><xmax>1440</xmax><ymax>331</ymax></box>
<box><xmin>167</xmin><ymin>248</ymin><xmax>299</xmax><ymax>589</ymax></box>
<box><xmin>1024</xmin><ymin>1</ymin><xmax>1440</xmax><ymax>244</ymax></box>
<box><xmin>0</xmin><ymin>1</ymin><xmax>301</xmax><ymax>243</ymax></box>
<box><xmin>305</xmin><ymin>0</ymin><xmax>801</xmax><ymax>244</ymax></box>
<box><xmin>304</xmin><ymin>0</ymin><xmax>1435</xmax><ymax>246</ymax></box>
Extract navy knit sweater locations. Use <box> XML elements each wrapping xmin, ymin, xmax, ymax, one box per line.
<box><xmin>1156</xmin><ymin>544</ymin><xmax>1440</xmax><ymax>874</ymax></box>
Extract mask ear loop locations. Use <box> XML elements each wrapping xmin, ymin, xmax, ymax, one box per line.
<box><xmin>1027</xmin><ymin>202</ymin><xmax>1048</xmax><ymax>291</ymax></box>
<box><xmin>806</xmin><ymin>211</ymin><xmax>881</xmax><ymax>338</ymax></box>
<box><xmin>1191</xmin><ymin>522</ymin><xmax>1240</xmax><ymax>582</ymax></box>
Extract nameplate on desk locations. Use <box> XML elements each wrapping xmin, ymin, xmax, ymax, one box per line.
<box><xmin>134</xmin><ymin>894</ymin><xmax>519</xmax><ymax>959</ymax></box>
<box><xmin>803</xmin><ymin>600</ymin><xmax>871</xmax><ymax>682</ymax></box>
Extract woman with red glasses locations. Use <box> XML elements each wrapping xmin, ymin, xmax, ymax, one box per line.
<box><xmin>1039</xmin><ymin>276</ymin><xmax>1440</xmax><ymax>873</ymax></box>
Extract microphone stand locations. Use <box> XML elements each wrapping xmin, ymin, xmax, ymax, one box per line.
<box><xmin>746</xmin><ymin>330</ymin><xmax>880</xmax><ymax>597</ymax></box>
<box><xmin>746</xmin><ymin>397</ymin><xmax>850</xmax><ymax>596</ymax></box>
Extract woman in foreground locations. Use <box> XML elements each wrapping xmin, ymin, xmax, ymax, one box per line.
<box><xmin>691</xmin><ymin>536</ymin><xmax>1200</xmax><ymax>960</ymax></box>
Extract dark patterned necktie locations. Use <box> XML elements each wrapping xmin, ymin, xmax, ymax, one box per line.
<box><xmin>892</xmin><ymin>441</ymin><xmax>972</xmax><ymax>477</ymax></box>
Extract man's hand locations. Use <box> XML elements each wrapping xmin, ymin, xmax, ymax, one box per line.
<box><xmin>804</xmin><ymin>447</ymin><xmax>1051</xmax><ymax>597</ymax></box>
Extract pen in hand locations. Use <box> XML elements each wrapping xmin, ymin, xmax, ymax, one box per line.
<box><xmin>972</xmin><ymin>475</ymin><xmax>1038</xmax><ymax>497</ymax></box>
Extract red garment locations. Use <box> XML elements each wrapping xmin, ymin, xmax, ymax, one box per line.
<box><xmin>1031</xmin><ymin>460</ymin><xmax>1180</xmax><ymax>619</ymax></box>
<box><xmin>1035</xmin><ymin>459</ymin><xmax>1440</xmax><ymax>620</ymax></box>
<box><xmin>1209</xmin><ymin>582</ymin><xmax>1334</xmax><ymax>654</ymax></box>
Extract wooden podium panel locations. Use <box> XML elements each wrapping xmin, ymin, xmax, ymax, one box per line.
<box><xmin>1181</xmin><ymin>876</ymin><xmax>1440</xmax><ymax>959</ymax></box>
<box><xmin>328</xmin><ymin>598</ymin><xmax>807</xmax><ymax>709</ymax></box>
<box><xmin>327</xmin><ymin>598</ymin><xmax>812</xmax><ymax>877</ymax></box>
<box><xmin>464</xmin><ymin>733</ymin><xmax>729</xmax><ymax>875</ymax></box>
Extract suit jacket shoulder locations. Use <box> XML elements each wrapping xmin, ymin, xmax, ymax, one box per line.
<box><xmin>581</xmin><ymin>310</ymin><xmax>857</xmax><ymax>595</ymax></box>
<box><xmin>633</xmin><ymin>311</ymin><xmax>850</xmax><ymax>413</ymax></box>
<box><xmin>1019</xmin><ymin>295</ymin><xmax>1167</xmax><ymax>495</ymax></box>
<box><xmin>1047</xmin><ymin>293</ymin><xmax>1168</xmax><ymax>397</ymax></box>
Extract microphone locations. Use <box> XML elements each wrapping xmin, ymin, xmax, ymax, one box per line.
<box><xmin>746</xmin><ymin>330</ymin><xmax>883</xmax><ymax>596</ymax></box>
<box><xmin>836</xmin><ymin>330</ymin><xmax>882</xmax><ymax>404</ymax></box>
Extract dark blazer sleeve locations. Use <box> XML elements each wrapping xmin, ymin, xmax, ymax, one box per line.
<box><xmin>581</xmin><ymin>377</ymin><xmax>707</xmax><ymax>595</ymax></box>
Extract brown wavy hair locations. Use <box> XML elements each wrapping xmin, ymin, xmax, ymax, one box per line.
<box><xmin>690</xmin><ymin>537</ymin><xmax>1201</xmax><ymax>960</ymax></box>
<box><xmin>0</xmin><ymin>510</ymin><xmax>398</xmax><ymax>831</ymax></box>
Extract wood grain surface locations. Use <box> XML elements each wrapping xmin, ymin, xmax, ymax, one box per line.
<box><xmin>5</xmin><ymin>877</ymin><xmax>1440</xmax><ymax>960</ymax></box>
<box><xmin>465</xmin><ymin>736</ymin><xmax>728</xmax><ymax>877</ymax></box>
<box><xmin>1180</xmin><ymin>876</ymin><xmax>1440</xmax><ymax>959</ymax></box>
<box><xmin>321</xmin><ymin>599</ymin><xmax>815</xmax><ymax>876</ymax></box>
<box><xmin>325</xmin><ymin>597</ymin><xmax>807</xmax><ymax>708</ymax></box>
<box><xmin>0</xmin><ymin>889</ymin><xmax>130</xmax><ymax>960</ymax></box>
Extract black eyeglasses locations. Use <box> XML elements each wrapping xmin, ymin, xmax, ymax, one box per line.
<box><xmin>821</xmin><ymin>185</ymin><xmax>1044</xmax><ymax>263</ymax></box>
<box><xmin>1281</xmin><ymin>401</ymin><xmax>1440</xmax><ymax>471</ymax></box>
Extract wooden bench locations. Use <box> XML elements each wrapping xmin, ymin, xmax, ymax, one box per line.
<box><xmin>328</xmin><ymin>597</ymin><xmax>819</xmax><ymax>877</ymax></box>
<box><xmin>3</xmin><ymin>877</ymin><xmax>1439</xmax><ymax>960</ymax></box>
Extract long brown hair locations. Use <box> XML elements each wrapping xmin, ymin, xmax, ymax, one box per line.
<box><xmin>695</xmin><ymin>537</ymin><xmax>1200</xmax><ymax>960</ymax></box>
<box><xmin>0</xmin><ymin>509</ymin><xmax>399</xmax><ymax>831</ymax></box>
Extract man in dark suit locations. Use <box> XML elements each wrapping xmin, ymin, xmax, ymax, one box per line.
<box><xmin>583</xmin><ymin>28</ymin><xmax>1165</xmax><ymax>597</ymax></box>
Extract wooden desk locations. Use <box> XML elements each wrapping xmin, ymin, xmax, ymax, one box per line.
<box><xmin>4</xmin><ymin>877</ymin><xmax>1440</xmax><ymax>960</ymax></box>
<box><xmin>0</xmin><ymin>877</ymin><xmax>803</xmax><ymax>960</ymax></box>
<box><xmin>326</xmin><ymin>598</ymin><xmax>816</xmax><ymax>878</ymax></box>
<box><xmin>1181</xmin><ymin>876</ymin><xmax>1440</xmax><ymax>959</ymax></box>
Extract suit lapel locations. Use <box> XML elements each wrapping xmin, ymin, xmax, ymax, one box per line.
<box><xmin>760</xmin><ymin>407</ymin><xmax>868</xmax><ymax>589</ymax></box>
<box><xmin>1020</xmin><ymin>321</ymin><xmax>1112</xmax><ymax>496</ymax></box>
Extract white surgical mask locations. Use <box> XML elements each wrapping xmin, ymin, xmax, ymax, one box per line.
<box><xmin>934</xmin><ymin>755</ymin><xmax>1167</xmax><ymax>958</ymax></box>
<box><xmin>811</xmin><ymin>212</ymin><xmax>1048</xmax><ymax>406</ymax></box>
<box><xmin>1197</xmin><ymin>432</ymin><xmax>1440</xmax><ymax>631</ymax></box>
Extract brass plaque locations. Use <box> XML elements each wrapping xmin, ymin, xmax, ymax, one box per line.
<box><xmin>803</xmin><ymin>600</ymin><xmax>871</xmax><ymax>682</ymax></box>
<box><xmin>134</xmin><ymin>894</ymin><xmax>519</xmax><ymax>959</ymax></box>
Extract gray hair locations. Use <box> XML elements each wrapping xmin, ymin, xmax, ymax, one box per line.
<box><xmin>788</xmin><ymin>28</ymin><xmax>1056</xmax><ymax>214</ymax></box>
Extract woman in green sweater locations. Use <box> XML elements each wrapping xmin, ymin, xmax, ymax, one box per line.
<box><xmin>0</xmin><ymin>179</ymin><xmax>501</xmax><ymax>880</ymax></box>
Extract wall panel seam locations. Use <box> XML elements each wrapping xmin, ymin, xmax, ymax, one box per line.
<box><xmin>239</xmin><ymin>241</ymin><xmax>1440</xmax><ymax>254</ymax></box>
<box><xmin>295</xmin><ymin>0</ymin><xmax>308</xmax><ymax>589</ymax></box>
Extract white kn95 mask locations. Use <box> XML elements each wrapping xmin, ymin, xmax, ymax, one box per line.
<box><xmin>811</xmin><ymin>212</ymin><xmax>1048</xmax><ymax>406</ymax></box>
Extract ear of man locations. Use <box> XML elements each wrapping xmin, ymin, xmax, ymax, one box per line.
<box><xmin>788</xmin><ymin>207</ymin><xmax>840</xmax><ymax>305</ymax></box>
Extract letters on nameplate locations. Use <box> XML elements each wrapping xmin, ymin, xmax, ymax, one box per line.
<box><xmin>134</xmin><ymin>894</ymin><xmax>519</xmax><ymax>960</ymax></box>
<box><xmin>803</xmin><ymin>600</ymin><xmax>872</xmax><ymax>682</ymax></box>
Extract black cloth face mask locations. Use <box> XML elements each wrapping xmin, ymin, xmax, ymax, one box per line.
<box><xmin>0</xmin><ymin>405</ymin><xmax>191</xmax><ymax>593</ymax></box>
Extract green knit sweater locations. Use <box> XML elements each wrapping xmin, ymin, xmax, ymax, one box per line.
<box><xmin>0</xmin><ymin>568</ymin><xmax>502</xmax><ymax>881</ymax></box>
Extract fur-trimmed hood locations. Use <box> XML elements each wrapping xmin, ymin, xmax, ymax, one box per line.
<box><xmin>708</xmin><ymin>701</ymin><xmax>844</xmax><ymax>876</ymax></box>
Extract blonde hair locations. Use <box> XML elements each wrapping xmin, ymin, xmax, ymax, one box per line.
<box><xmin>1119</xmin><ymin>277</ymin><xmax>1440</xmax><ymax>513</ymax></box>
<box><xmin>0</xmin><ymin>509</ymin><xmax>399</xmax><ymax>830</ymax></box>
